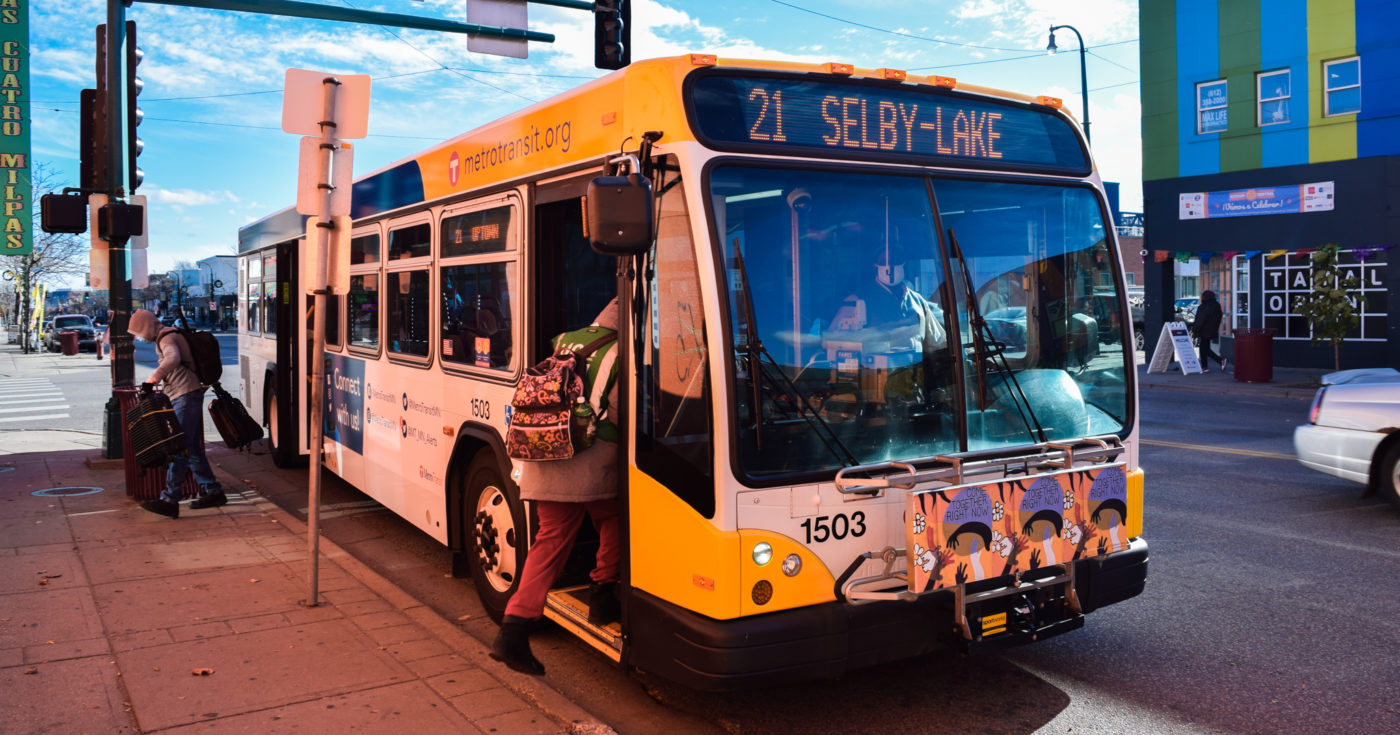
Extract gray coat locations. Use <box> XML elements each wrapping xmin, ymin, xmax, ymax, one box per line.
<box><xmin>516</xmin><ymin>300</ymin><xmax>620</xmax><ymax>503</ymax></box>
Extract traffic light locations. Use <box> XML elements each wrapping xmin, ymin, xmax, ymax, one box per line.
<box><xmin>124</xmin><ymin>20</ymin><xmax>144</xmax><ymax>192</ymax></box>
<box><xmin>594</xmin><ymin>0</ymin><xmax>630</xmax><ymax>70</ymax></box>
<box><xmin>79</xmin><ymin>88</ymin><xmax>107</xmax><ymax>192</ymax></box>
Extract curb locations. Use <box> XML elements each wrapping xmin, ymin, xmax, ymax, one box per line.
<box><xmin>208</xmin><ymin>459</ymin><xmax>615</xmax><ymax>735</ymax></box>
<box><xmin>1138</xmin><ymin>380</ymin><xmax>1318</xmax><ymax>401</ymax></box>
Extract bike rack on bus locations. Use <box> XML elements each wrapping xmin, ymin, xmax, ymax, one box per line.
<box><xmin>834</xmin><ymin>436</ymin><xmax>1124</xmax><ymax>644</ymax></box>
<box><xmin>832</xmin><ymin>435</ymin><xmax>1123</xmax><ymax>496</ymax></box>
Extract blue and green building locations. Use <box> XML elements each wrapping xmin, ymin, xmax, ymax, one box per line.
<box><xmin>1140</xmin><ymin>0</ymin><xmax>1397</xmax><ymax>368</ymax></box>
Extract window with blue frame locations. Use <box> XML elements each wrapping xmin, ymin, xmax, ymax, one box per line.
<box><xmin>1257</xmin><ymin>70</ymin><xmax>1290</xmax><ymax>126</ymax></box>
<box><xmin>1197</xmin><ymin>80</ymin><xmax>1228</xmax><ymax>134</ymax></box>
<box><xmin>1325</xmin><ymin>57</ymin><xmax>1361</xmax><ymax>116</ymax></box>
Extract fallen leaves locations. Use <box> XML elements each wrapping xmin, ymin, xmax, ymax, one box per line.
<box><xmin>191</xmin><ymin>668</ymin><xmax>214</xmax><ymax>676</ymax></box>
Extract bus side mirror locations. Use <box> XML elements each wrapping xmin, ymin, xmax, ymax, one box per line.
<box><xmin>587</xmin><ymin>173</ymin><xmax>653</xmax><ymax>256</ymax></box>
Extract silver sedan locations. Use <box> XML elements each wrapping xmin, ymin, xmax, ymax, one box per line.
<box><xmin>1293</xmin><ymin>367</ymin><xmax>1400</xmax><ymax>509</ymax></box>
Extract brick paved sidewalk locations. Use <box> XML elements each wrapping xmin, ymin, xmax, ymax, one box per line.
<box><xmin>0</xmin><ymin>441</ymin><xmax>611</xmax><ymax>734</ymax></box>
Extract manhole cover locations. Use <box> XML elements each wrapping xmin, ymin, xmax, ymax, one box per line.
<box><xmin>32</xmin><ymin>486</ymin><xmax>104</xmax><ymax>497</ymax></box>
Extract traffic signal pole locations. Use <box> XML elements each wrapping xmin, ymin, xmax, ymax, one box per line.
<box><xmin>104</xmin><ymin>6</ymin><xmax>133</xmax><ymax>390</ymax></box>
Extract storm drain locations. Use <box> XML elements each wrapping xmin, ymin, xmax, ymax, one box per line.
<box><xmin>32</xmin><ymin>486</ymin><xmax>104</xmax><ymax>497</ymax></box>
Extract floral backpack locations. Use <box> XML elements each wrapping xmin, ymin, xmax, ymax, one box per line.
<box><xmin>505</xmin><ymin>327</ymin><xmax>618</xmax><ymax>461</ymax></box>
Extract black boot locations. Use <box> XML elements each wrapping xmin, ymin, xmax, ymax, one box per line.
<box><xmin>490</xmin><ymin>615</ymin><xmax>544</xmax><ymax>675</ymax></box>
<box><xmin>587</xmin><ymin>581</ymin><xmax>620</xmax><ymax>625</ymax></box>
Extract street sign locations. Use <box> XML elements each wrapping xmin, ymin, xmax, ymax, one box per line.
<box><xmin>468</xmin><ymin>0</ymin><xmax>528</xmax><ymax>59</ymax></box>
<box><xmin>296</xmin><ymin>138</ymin><xmax>353</xmax><ymax>216</ymax></box>
<box><xmin>1146</xmin><ymin>321</ymin><xmax>1202</xmax><ymax>374</ymax></box>
<box><xmin>281</xmin><ymin>69</ymin><xmax>371</xmax><ymax>139</ymax></box>
<box><xmin>303</xmin><ymin>215</ymin><xmax>351</xmax><ymax>295</ymax></box>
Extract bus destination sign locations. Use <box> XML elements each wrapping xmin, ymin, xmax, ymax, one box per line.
<box><xmin>690</xmin><ymin>74</ymin><xmax>1087</xmax><ymax>173</ymax></box>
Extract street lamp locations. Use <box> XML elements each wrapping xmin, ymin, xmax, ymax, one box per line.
<box><xmin>1047</xmin><ymin>24</ymin><xmax>1090</xmax><ymax>145</ymax></box>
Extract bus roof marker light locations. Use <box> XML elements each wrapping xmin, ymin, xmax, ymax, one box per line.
<box><xmin>877</xmin><ymin>68</ymin><xmax>907</xmax><ymax>82</ymax></box>
<box><xmin>1036</xmin><ymin>95</ymin><xmax>1064</xmax><ymax>109</ymax></box>
<box><xmin>752</xmin><ymin>542</ymin><xmax>773</xmax><ymax>566</ymax></box>
<box><xmin>690</xmin><ymin>54</ymin><xmax>716</xmax><ymax>66</ymax></box>
<box><xmin>931</xmin><ymin>76</ymin><xmax>957</xmax><ymax>89</ymax></box>
<box><xmin>825</xmin><ymin>62</ymin><xmax>854</xmax><ymax>76</ymax></box>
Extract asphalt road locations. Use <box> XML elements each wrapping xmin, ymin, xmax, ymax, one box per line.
<box><xmin>5</xmin><ymin>341</ymin><xmax>1397</xmax><ymax>733</ymax></box>
<box><xmin>232</xmin><ymin>387</ymin><xmax>1398</xmax><ymax>735</ymax></box>
<box><xmin>0</xmin><ymin>331</ymin><xmax>238</xmax><ymax>435</ymax></box>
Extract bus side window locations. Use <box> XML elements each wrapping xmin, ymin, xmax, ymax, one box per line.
<box><xmin>387</xmin><ymin>270</ymin><xmax>430</xmax><ymax>357</ymax></box>
<box><xmin>262</xmin><ymin>254</ymin><xmax>278</xmax><ymax>337</ymax></box>
<box><xmin>440</xmin><ymin>205</ymin><xmax>515</xmax><ymax>370</ymax></box>
<box><xmin>246</xmin><ymin>254</ymin><xmax>261</xmax><ymax>335</ymax></box>
<box><xmin>348</xmin><ymin>273</ymin><xmax>380</xmax><ymax>351</ymax></box>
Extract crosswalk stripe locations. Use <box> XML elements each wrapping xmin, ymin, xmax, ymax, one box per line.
<box><xmin>0</xmin><ymin>404</ymin><xmax>70</xmax><ymax>414</ymax></box>
<box><xmin>0</xmin><ymin>381</ymin><xmax>52</xmax><ymax>387</ymax></box>
<box><xmin>0</xmin><ymin>397</ymin><xmax>70</xmax><ymax>404</ymax></box>
<box><xmin>0</xmin><ymin>392</ymin><xmax>58</xmax><ymax>399</ymax></box>
<box><xmin>0</xmin><ymin>413</ymin><xmax>70</xmax><ymax>423</ymax></box>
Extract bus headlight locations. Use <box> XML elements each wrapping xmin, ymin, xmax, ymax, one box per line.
<box><xmin>752</xmin><ymin>542</ymin><xmax>773</xmax><ymax>566</ymax></box>
<box><xmin>781</xmin><ymin>553</ymin><xmax>802</xmax><ymax>577</ymax></box>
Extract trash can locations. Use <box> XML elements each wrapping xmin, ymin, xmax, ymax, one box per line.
<box><xmin>59</xmin><ymin>329</ymin><xmax>79</xmax><ymax>355</ymax></box>
<box><xmin>116</xmin><ymin>386</ymin><xmax>201</xmax><ymax>501</ymax></box>
<box><xmin>1232</xmin><ymin>328</ymin><xmax>1274</xmax><ymax>383</ymax></box>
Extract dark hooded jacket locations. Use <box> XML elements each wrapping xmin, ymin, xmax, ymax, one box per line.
<box><xmin>1193</xmin><ymin>291</ymin><xmax>1223</xmax><ymax>341</ymax></box>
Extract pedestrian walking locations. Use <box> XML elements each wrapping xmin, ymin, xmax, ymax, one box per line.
<box><xmin>490</xmin><ymin>298</ymin><xmax>622</xmax><ymax>676</ymax></box>
<box><xmin>1193</xmin><ymin>290</ymin><xmax>1226</xmax><ymax>372</ymax></box>
<box><xmin>127</xmin><ymin>308</ymin><xmax>226</xmax><ymax>518</ymax></box>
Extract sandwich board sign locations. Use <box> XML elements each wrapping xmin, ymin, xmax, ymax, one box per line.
<box><xmin>1146</xmin><ymin>321</ymin><xmax>1202</xmax><ymax>374</ymax></box>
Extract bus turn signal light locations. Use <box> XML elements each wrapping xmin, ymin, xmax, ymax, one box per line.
<box><xmin>1036</xmin><ymin>95</ymin><xmax>1064</xmax><ymax>109</ymax></box>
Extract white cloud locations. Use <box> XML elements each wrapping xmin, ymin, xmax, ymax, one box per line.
<box><xmin>145</xmin><ymin>187</ymin><xmax>239</xmax><ymax>208</ymax></box>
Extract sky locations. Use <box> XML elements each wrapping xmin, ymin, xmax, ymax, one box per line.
<box><xmin>30</xmin><ymin>0</ymin><xmax>1143</xmax><ymax>283</ymax></box>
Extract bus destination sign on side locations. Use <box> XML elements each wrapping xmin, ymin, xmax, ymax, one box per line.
<box><xmin>689</xmin><ymin>74</ymin><xmax>1087</xmax><ymax>173</ymax></box>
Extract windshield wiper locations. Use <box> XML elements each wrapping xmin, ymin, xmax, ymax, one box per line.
<box><xmin>948</xmin><ymin>229</ymin><xmax>1046</xmax><ymax>443</ymax></box>
<box><xmin>731</xmin><ymin>238</ymin><xmax>859</xmax><ymax>467</ymax></box>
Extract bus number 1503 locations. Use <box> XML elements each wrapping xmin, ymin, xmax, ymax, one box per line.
<box><xmin>800</xmin><ymin>512</ymin><xmax>866</xmax><ymax>544</ymax></box>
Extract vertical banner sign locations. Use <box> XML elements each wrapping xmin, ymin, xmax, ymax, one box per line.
<box><xmin>0</xmin><ymin>0</ymin><xmax>30</xmax><ymax>255</ymax></box>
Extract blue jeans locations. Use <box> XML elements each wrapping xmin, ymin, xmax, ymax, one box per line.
<box><xmin>164</xmin><ymin>390</ymin><xmax>220</xmax><ymax>503</ymax></box>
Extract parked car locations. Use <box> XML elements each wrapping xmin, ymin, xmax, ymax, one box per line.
<box><xmin>1293</xmin><ymin>367</ymin><xmax>1400</xmax><ymax>510</ymax></box>
<box><xmin>45</xmin><ymin>314</ymin><xmax>99</xmax><ymax>353</ymax></box>
<box><xmin>1174</xmin><ymin>297</ymin><xmax>1199</xmax><ymax>325</ymax></box>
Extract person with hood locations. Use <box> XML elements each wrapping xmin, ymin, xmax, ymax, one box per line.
<box><xmin>127</xmin><ymin>308</ymin><xmax>226</xmax><ymax>517</ymax></box>
<box><xmin>490</xmin><ymin>297</ymin><xmax>621</xmax><ymax>676</ymax></box>
<box><xmin>1193</xmin><ymin>290</ymin><xmax>1226</xmax><ymax>372</ymax></box>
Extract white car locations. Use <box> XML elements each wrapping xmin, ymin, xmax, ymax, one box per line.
<box><xmin>1293</xmin><ymin>367</ymin><xmax>1400</xmax><ymax>509</ymax></box>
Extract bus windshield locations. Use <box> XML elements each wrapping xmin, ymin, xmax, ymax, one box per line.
<box><xmin>713</xmin><ymin>166</ymin><xmax>1130</xmax><ymax>479</ymax></box>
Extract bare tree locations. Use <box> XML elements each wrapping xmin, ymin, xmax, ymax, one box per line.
<box><xmin>3</xmin><ymin>163</ymin><xmax>90</xmax><ymax>352</ymax></box>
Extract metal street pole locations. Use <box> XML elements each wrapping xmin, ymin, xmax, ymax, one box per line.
<box><xmin>1047</xmin><ymin>24</ymin><xmax>1090</xmax><ymax>146</ymax></box>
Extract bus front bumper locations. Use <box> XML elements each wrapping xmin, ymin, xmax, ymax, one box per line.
<box><xmin>627</xmin><ymin>537</ymin><xmax>1147</xmax><ymax>691</ymax></box>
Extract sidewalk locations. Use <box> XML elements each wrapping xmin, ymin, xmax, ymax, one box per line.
<box><xmin>0</xmin><ymin>433</ymin><xmax>613</xmax><ymax>734</ymax></box>
<box><xmin>1135</xmin><ymin>360</ymin><xmax>1328</xmax><ymax>401</ymax></box>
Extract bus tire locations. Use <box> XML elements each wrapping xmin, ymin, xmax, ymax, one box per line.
<box><xmin>265</xmin><ymin>385</ymin><xmax>300</xmax><ymax>468</ymax></box>
<box><xmin>464</xmin><ymin>452</ymin><xmax>525</xmax><ymax>624</ymax></box>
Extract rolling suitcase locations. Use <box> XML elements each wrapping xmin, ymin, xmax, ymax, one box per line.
<box><xmin>208</xmin><ymin>383</ymin><xmax>264</xmax><ymax>450</ymax></box>
<box><xmin>125</xmin><ymin>389</ymin><xmax>185</xmax><ymax>468</ymax></box>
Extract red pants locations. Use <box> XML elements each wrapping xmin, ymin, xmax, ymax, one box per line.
<box><xmin>504</xmin><ymin>499</ymin><xmax>620</xmax><ymax>620</ymax></box>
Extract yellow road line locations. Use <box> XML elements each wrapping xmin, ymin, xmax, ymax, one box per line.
<box><xmin>1141</xmin><ymin>438</ymin><xmax>1296</xmax><ymax>461</ymax></box>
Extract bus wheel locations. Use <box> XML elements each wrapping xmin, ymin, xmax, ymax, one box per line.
<box><xmin>465</xmin><ymin>453</ymin><xmax>524</xmax><ymax>623</ymax></box>
<box><xmin>266</xmin><ymin>386</ymin><xmax>299</xmax><ymax>468</ymax></box>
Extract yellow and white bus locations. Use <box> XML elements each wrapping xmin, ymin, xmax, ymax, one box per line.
<box><xmin>238</xmin><ymin>54</ymin><xmax>1146</xmax><ymax>690</ymax></box>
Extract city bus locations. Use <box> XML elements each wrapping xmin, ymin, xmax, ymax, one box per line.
<box><xmin>237</xmin><ymin>54</ymin><xmax>1147</xmax><ymax>690</ymax></box>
